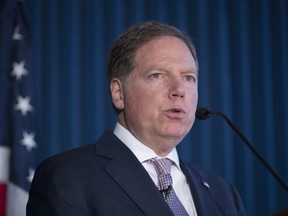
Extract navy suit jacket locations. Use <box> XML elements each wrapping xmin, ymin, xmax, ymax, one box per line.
<box><xmin>27</xmin><ymin>131</ymin><xmax>246</xmax><ymax>216</ymax></box>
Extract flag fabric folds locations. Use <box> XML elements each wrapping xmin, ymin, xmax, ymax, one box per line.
<box><xmin>0</xmin><ymin>0</ymin><xmax>38</xmax><ymax>215</ymax></box>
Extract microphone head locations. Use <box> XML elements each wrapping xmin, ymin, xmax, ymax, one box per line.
<box><xmin>196</xmin><ymin>107</ymin><xmax>210</xmax><ymax>120</ymax></box>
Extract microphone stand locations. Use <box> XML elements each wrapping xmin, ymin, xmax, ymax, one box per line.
<box><xmin>201</xmin><ymin>109</ymin><xmax>288</xmax><ymax>192</ymax></box>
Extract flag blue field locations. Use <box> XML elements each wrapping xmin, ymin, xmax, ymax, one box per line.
<box><xmin>0</xmin><ymin>0</ymin><xmax>39</xmax><ymax>215</ymax></box>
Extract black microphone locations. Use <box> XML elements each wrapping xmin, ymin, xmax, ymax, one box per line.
<box><xmin>196</xmin><ymin>107</ymin><xmax>288</xmax><ymax>192</ymax></box>
<box><xmin>159</xmin><ymin>185</ymin><xmax>172</xmax><ymax>195</ymax></box>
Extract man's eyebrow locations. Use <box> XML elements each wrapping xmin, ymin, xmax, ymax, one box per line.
<box><xmin>144</xmin><ymin>66</ymin><xmax>168</xmax><ymax>74</ymax></box>
<box><xmin>148</xmin><ymin>66</ymin><xmax>167</xmax><ymax>71</ymax></box>
<box><xmin>183</xmin><ymin>68</ymin><xmax>198</xmax><ymax>75</ymax></box>
<box><xmin>145</xmin><ymin>66</ymin><xmax>198</xmax><ymax>76</ymax></box>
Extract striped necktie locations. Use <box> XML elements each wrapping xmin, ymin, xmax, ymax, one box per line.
<box><xmin>149</xmin><ymin>158</ymin><xmax>189</xmax><ymax>216</ymax></box>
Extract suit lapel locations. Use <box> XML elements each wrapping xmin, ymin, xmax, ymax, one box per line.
<box><xmin>96</xmin><ymin>131</ymin><xmax>173</xmax><ymax>216</ymax></box>
<box><xmin>180</xmin><ymin>160</ymin><xmax>223</xmax><ymax>216</ymax></box>
<box><xmin>95</xmin><ymin>131</ymin><xmax>224</xmax><ymax>215</ymax></box>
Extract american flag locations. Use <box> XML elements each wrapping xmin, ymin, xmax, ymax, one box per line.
<box><xmin>0</xmin><ymin>0</ymin><xmax>39</xmax><ymax>215</ymax></box>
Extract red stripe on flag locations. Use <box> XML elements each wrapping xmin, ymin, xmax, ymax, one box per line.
<box><xmin>0</xmin><ymin>183</ymin><xmax>7</xmax><ymax>216</ymax></box>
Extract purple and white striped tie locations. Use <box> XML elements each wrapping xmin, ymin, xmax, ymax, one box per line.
<box><xmin>149</xmin><ymin>158</ymin><xmax>189</xmax><ymax>216</ymax></box>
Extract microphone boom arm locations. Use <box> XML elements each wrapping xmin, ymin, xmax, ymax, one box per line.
<box><xmin>203</xmin><ymin>109</ymin><xmax>288</xmax><ymax>192</ymax></box>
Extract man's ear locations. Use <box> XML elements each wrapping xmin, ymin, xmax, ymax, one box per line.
<box><xmin>110</xmin><ymin>78</ymin><xmax>124</xmax><ymax>110</ymax></box>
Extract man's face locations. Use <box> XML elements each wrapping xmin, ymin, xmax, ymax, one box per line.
<box><xmin>113</xmin><ymin>36</ymin><xmax>198</xmax><ymax>155</ymax></box>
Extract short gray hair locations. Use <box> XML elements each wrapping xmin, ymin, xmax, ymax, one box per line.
<box><xmin>107</xmin><ymin>21</ymin><xmax>198</xmax><ymax>83</ymax></box>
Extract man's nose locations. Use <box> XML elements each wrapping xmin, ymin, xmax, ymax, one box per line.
<box><xmin>168</xmin><ymin>79</ymin><xmax>185</xmax><ymax>99</ymax></box>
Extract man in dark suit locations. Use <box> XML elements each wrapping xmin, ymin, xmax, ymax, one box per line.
<box><xmin>27</xmin><ymin>21</ymin><xmax>246</xmax><ymax>216</ymax></box>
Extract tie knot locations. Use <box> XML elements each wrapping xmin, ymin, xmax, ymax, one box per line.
<box><xmin>148</xmin><ymin>158</ymin><xmax>172</xmax><ymax>176</ymax></box>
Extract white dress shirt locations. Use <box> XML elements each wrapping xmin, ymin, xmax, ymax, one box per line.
<box><xmin>113</xmin><ymin>123</ymin><xmax>198</xmax><ymax>216</ymax></box>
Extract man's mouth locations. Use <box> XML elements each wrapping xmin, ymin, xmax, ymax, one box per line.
<box><xmin>166</xmin><ymin>108</ymin><xmax>186</xmax><ymax>117</ymax></box>
<box><xmin>170</xmin><ymin>108</ymin><xmax>185</xmax><ymax>113</ymax></box>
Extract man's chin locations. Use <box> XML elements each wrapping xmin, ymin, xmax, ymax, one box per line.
<box><xmin>162</xmin><ymin>128</ymin><xmax>188</xmax><ymax>141</ymax></box>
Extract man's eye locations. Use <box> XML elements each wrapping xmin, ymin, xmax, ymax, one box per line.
<box><xmin>185</xmin><ymin>75</ymin><xmax>196</xmax><ymax>82</ymax></box>
<box><xmin>151</xmin><ymin>73</ymin><xmax>161</xmax><ymax>78</ymax></box>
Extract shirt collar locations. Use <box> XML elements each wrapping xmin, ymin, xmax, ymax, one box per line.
<box><xmin>113</xmin><ymin>122</ymin><xmax>180</xmax><ymax>169</ymax></box>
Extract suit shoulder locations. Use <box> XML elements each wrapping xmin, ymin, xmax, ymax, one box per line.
<box><xmin>38</xmin><ymin>131</ymin><xmax>116</xmax><ymax>167</ymax></box>
<box><xmin>37</xmin><ymin>144</ymin><xmax>97</xmax><ymax>170</ymax></box>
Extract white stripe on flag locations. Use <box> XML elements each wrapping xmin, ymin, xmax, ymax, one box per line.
<box><xmin>0</xmin><ymin>146</ymin><xmax>10</xmax><ymax>182</ymax></box>
<box><xmin>7</xmin><ymin>182</ymin><xmax>28</xmax><ymax>216</ymax></box>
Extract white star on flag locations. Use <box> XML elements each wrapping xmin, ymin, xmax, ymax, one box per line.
<box><xmin>27</xmin><ymin>168</ymin><xmax>35</xmax><ymax>183</ymax></box>
<box><xmin>13</xmin><ymin>25</ymin><xmax>23</xmax><ymax>40</ymax></box>
<box><xmin>21</xmin><ymin>131</ymin><xmax>37</xmax><ymax>152</ymax></box>
<box><xmin>1</xmin><ymin>1</ymin><xmax>38</xmax><ymax>215</ymax></box>
<box><xmin>11</xmin><ymin>60</ymin><xmax>28</xmax><ymax>81</ymax></box>
<box><xmin>14</xmin><ymin>95</ymin><xmax>33</xmax><ymax>116</ymax></box>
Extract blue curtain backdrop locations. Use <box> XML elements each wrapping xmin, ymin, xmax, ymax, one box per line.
<box><xmin>25</xmin><ymin>0</ymin><xmax>287</xmax><ymax>215</ymax></box>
